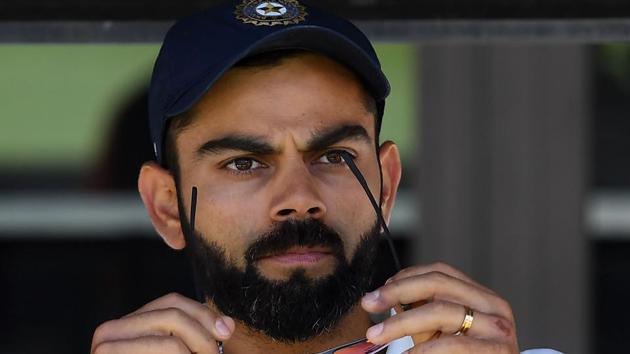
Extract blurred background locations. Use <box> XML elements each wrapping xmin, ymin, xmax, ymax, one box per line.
<box><xmin>1</xmin><ymin>1</ymin><xmax>630</xmax><ymax>353</ymax></box>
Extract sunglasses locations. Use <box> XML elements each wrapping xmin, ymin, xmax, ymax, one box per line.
<box><xmin>314</xmin><ymin>337</ymin><xmax>390</xmax><ymax>354</ymax></box>
<box><xmin>189</xmin><ymin>150</ymin><xmax>403</xmax><ymax>354</ymax></box>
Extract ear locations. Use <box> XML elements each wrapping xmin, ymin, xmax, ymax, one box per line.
<box><xmin>137</xmin><ymin>162</ymin><xmax>186</xmax><ymax>250</ymax></box>
<box><xmin>378</xmin><ymin>141</ymin><xmax>402</xmax><ymax>224</ymax></box>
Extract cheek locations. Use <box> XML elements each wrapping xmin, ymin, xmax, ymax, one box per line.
<box><xmin>321</xmin><ymin>184</ymin><xmax>375</xmax><ymax>259</ymax></box>
<box><xmin>194</xmin><ymin>188</ymin><xmax>267</xmax><ymax>263</ymax></box>
<box><xmin>317</xmin><ymin>166</ymin><xmax>376</xmax><ymax>222</ymax></box>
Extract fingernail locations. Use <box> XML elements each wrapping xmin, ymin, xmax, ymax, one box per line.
<box><xmin>215</xmin><ymin>317</ymin><xmax>231</xmax><ymax>337</ymax></box>
<box><xmin>363</xmin><ymin>290</ymin><xmax>380</xmax><ymax>304</ymax></box>
<box><xmin>366</xmin><ymin>322</ymin><xmax>384</xmax><ymax>339</ymax></box>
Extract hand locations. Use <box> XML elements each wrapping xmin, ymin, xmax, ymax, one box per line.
<box><xmin>91</xmin><ymin>293</ymin><xmax>235</xmax><ymax>354</ymax></box>
<box><xmin>361</xmin><ymin>263</ymin><xmax>519</xmax><ymax>353</ymax></box>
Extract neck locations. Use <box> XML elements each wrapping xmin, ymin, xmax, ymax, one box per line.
<box><xmin>221</xmin><ymin>304</ymin><xmax>373</xmax><ymax>354</ymax></box>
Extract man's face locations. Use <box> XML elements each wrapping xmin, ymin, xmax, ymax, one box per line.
<box><xmin>156</xmin><ymin>53</ymin><xmax>398</xmax><ymax>341</ymax></box>
<box><xmin>174</xmin><ymin>53</ymin><xmax>383</xmax><ymax>282</ymax></box>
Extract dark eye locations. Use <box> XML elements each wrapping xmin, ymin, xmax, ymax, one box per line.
<box><xmin>226</xmin><ymin>158</ymin><xmax>262</xmax><ymax>171</ymax></box>
<box><xmin>317</xmin><ymin>150</ymin><xmax>347</xmax><ymax>164</ymax></box>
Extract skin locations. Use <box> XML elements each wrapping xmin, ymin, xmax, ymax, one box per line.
<box><xmin>90</xmin><ymin>54</ymin><xmax>520</xmax><ymax>354</ymax></box>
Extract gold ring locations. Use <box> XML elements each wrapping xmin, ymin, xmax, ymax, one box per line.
<box><xmin>453</xmin><ymin>306</ymin><xmax>474</xmax><ymax>336</ymax></box>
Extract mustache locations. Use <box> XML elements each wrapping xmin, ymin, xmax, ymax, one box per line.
<box><xmin>245</xmin><ymin>219</ymin><xmax>345</xmax><ymax>264</ymax></box>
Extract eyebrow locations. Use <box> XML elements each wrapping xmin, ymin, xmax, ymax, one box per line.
<box><xmin>196</xmin><ymin>135</ymin><xmax>275</xmax><ymax>157</ymax></box>
<box><xmin>307</xmin><ymin>124</ymin><xmax>371</xmax><ymax>152</ymax></box>
<box><xmin>195</xmin><ymin>124</ymin><xmax>371</xmax><ymax>157</ymax></box>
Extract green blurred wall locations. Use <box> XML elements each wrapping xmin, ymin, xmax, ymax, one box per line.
<box><xmin>376</xmin><ymin>43</ymin><xmax>418</xmax><ymax>161</ymax></box>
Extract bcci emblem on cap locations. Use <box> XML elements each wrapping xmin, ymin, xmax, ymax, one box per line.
<box><xmin>235</xmin><ymin>0</ymin><xmax>307</xmax><ymax>26</ymax></box>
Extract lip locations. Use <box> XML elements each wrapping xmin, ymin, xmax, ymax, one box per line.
<box><xmin>259</xmin><ymin>247</ymin><xmax>333</xmax><ymax>265</ymax></box>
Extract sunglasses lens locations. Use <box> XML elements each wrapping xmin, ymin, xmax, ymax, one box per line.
<box><xmin>334</xmin><ymin>340</ymin><xmax>388</xmax><ymax>354</ymax></box>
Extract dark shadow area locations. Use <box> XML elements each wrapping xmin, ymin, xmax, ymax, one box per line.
<box><xmin>3</xmin><ymin>0</ymin><xmax>630</xmax><ymax>20</ymax></box>
<box><xmin>591</xmin><ymin>46</ymin><xmax>630</xmax><ymax>189</ymax></box>
<box><xmin>593</xmin><ymin>240</ymin><xmax>630</xmax><ymax>354</ymax></box>
<box><xmin>0</xmin><ymin>237</ymin><xmax>195</xmax><ymax>354</ymax></box>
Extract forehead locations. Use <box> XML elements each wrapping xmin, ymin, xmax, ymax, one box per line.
<box><xmin>180</xmin><ymin>53</ymin><xmax>376</xmax><ymax>141</ymax></box>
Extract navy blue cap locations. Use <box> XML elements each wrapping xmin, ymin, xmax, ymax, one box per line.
<box><xmin>148</xmin><ymin>0</ymin><xmax>390</xmax><ymax>163</ymax></box>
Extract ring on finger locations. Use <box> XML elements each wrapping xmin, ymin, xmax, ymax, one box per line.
<box><xmin>452</xmin><ymin>306</ymin><xmax>474</xmax><ymax>336</ymax></box>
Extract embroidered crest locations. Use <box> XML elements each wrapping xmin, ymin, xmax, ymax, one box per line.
<box><xmin>235</xmin><ymin>0</ymin><xmax>307</xmax><ymax>26</ymax></box>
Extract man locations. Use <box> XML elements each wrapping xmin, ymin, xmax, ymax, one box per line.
<box><xmin>91</xmin><ymin>1</ymin><xmax>560</xmax><ymax>353</ymax></box>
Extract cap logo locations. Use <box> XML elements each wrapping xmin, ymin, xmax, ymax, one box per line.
<box><xmin>235</xmin><ymin>0</ymin><xmax>307</xmax><ymax>26</ymax></box>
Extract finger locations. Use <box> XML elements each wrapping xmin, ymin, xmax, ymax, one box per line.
<box><xmin>388</xmin><ymin>262</ymin><xmax>495</xmax><ymax>295</ymax></box>
<box><xmin>92</xmin><ymin>335</ymin><xmax>194</xmax><ymax>354</ymax></box>
<box><xmin>365</xmin><ymin>300</ymin><xmax>515</xmax><ymax>345</ymax></box>
<box><xmin>362</xmin><ymin>272</ymin><xmax>512</xmax><ymax>318</ymax></box>
<box><xmin>126</xmin><ymin>292</ymin><xmax>234</xmax><ymax>341</ymax></box>
<box><xmin>93</xmin><ymin>308</ymin><xmax>220</xmax><ymax>354</ymax></box>
<box><xmin>408</xmin><ymin>335</ymin><xmax>514</xmax><ymax>354</ymax></box>
<box><xmin>127</xmin><ymin>293</ymin><xmax>203</xmax><ymax>317</ymax></box>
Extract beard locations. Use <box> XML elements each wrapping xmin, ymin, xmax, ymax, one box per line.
<box><xmin>178</xmin><ymin>202</ymin><xmax>381</xmax><ymax>343</ymax></box>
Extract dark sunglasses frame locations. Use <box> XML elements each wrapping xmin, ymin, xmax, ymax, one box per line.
<box><xmin>314</xmin><ymin>337</ymin><xmax>390</xmax><ymax>354</ymax></box>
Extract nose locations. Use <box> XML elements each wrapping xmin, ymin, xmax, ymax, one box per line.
<box><xmin>269</xmin><ymin>162</ymin><xmax>327</xmax><ymax>222</ymax></box>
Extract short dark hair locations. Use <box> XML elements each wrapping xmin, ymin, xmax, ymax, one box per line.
<box><xmin>163</xmin><ymin>49</ymin><xmax>379</xmax><ymax>184</ymax></box>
